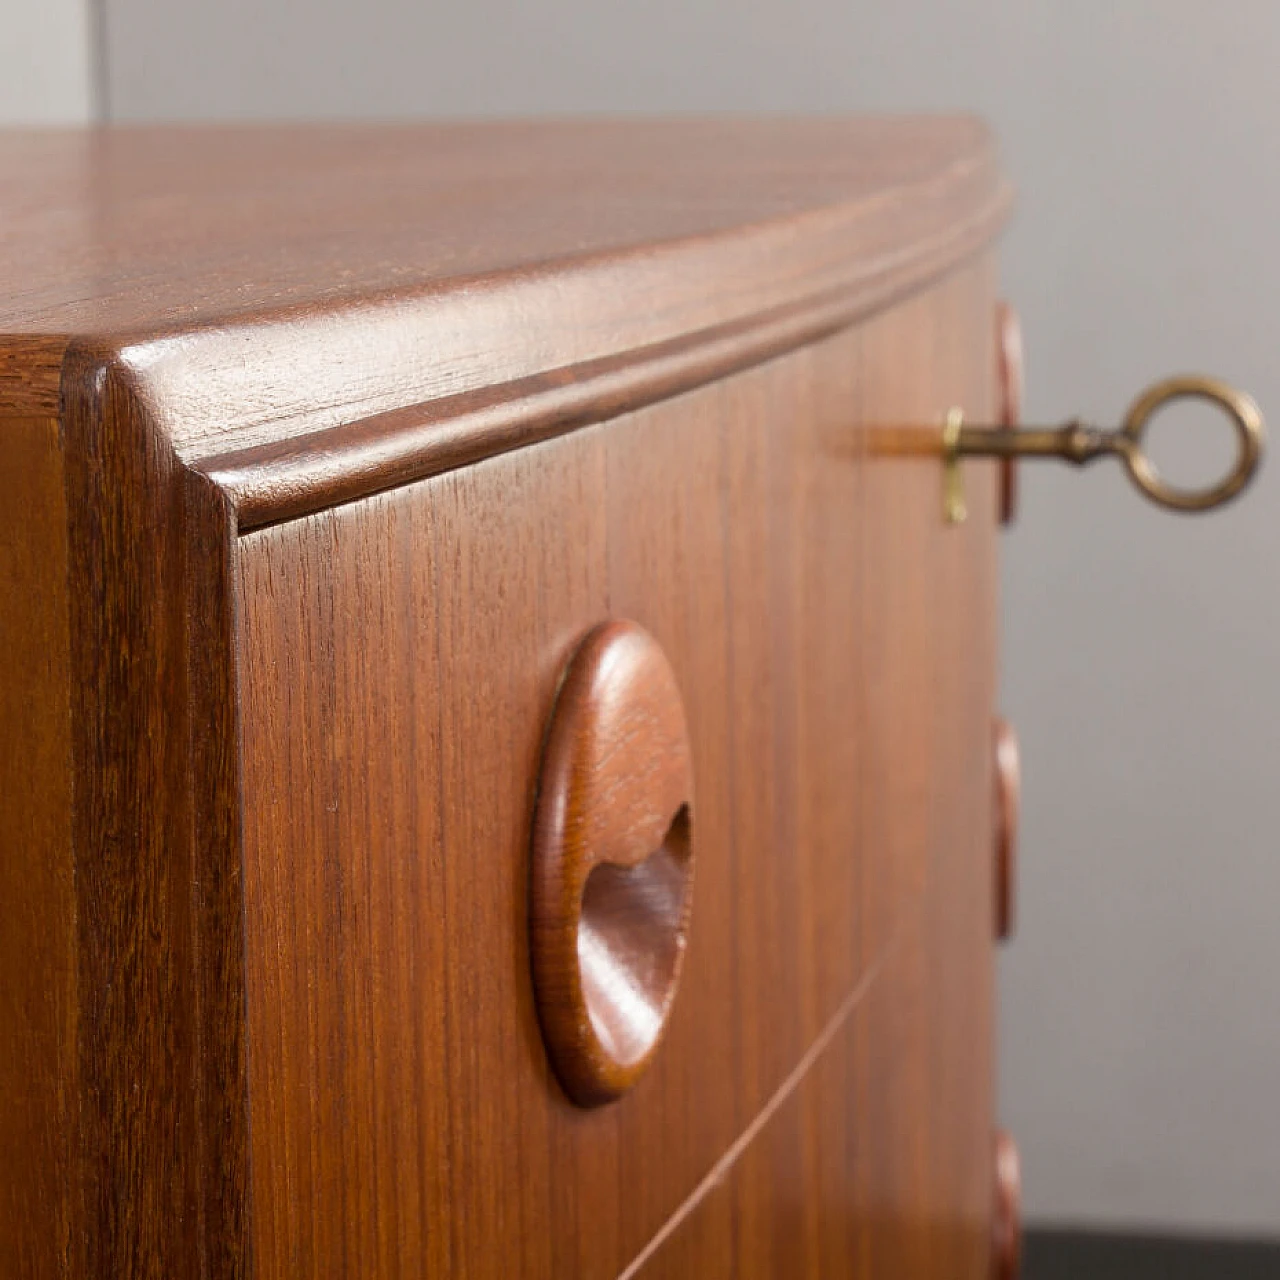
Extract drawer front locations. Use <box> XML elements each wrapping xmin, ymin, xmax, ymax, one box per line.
<box><xmin>629</xmin><ymin>907</ymin><xmax>995</xmax><ymax>1279</ymax></box>
<box><xmin>234</xmin><ymin>260</ymin><xmax>997</xmax><ymax>1277</ymax></box>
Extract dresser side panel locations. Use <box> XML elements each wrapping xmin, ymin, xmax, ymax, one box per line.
<box><xmin>59</xmin><ymin>351</ymin><xmax>246</xmax><ymax>1278</ymax></box>
<box><xmin>0</xmin><ymin>417</ymin><xmax>79</xmax><ymax>1279</ymax></box>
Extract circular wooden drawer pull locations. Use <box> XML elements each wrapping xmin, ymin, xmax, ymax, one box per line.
<box><xmin>530</xmin><ymin>620</ymin><xmax>695</xmax><ymax>1107</ymax></box>
<box><xmin>993</xmin><ymin>716</ymin><xmax>1021</xmax><ymax>942</ymax></box>
<box><xmin>992</xmin><ymin>1129</ymin><xmax>1023</xmax><ymax>1280</ymax></box>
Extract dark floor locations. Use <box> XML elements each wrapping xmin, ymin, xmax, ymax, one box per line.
<box><xmin>1026</xmin><ymin>1229</ymin><xmax>1280</xmax><ymax>1279</ymax></box>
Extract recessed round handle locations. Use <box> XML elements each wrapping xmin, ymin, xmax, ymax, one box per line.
<box><xmin>993</xmin><ymin>716</ymin><xmax>1020</xmax><ymax>942</ymax></box>
<box><xmin>530</xmin><ymin>620</ymin><xmax>695</xmax><ymax>1107</ymax></box>
<box><xmin>992</xmin><ymin>1130</ymin><xmax>1023</xmax><ymax>1280</ymax></box>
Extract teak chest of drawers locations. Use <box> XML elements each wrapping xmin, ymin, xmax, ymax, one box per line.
<box><xmin>0</xmin><ymin>119</ymin><xmax>1018</xmax><ymax>1278</ymax></box>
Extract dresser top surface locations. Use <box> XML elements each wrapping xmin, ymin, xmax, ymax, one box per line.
<box><xmin>0</xmin><ymin>117</ymin><xmax>1000</xmax><ymax>339</ymax></box>
<box><xmin>0</xmin><ymin>118</ymin><xmax>1008</xmax><ymax>516</ymax></box>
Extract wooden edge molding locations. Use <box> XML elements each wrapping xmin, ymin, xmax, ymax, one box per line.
<box><xmin>192</xmin><ymin>177</ymin><xmax>1010</xmax><ymax>531</ymax></box>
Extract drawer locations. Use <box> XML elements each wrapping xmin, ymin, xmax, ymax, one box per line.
<box><xmin>627</xmin><ymin>902</ymin><xmax>995</xmax><ymax>1279</ymax></box>
<box><xmin>234</xmin><ymin>264</ymin><xmax>998</xmax><ymax>1277</ymax></box>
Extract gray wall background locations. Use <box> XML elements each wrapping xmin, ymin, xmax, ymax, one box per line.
<box><xmin>0</xmin><ymin>0</ymin><xmax>92</xmax><ymax>122</ymax></box>
<box><xmin>7</xmin><ymin>0</ymin><xmax>1279</xmax><ymax>1238</ymax></box>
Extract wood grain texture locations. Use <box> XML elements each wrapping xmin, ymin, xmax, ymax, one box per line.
<box><xmin>0</xmin><ymin>418</ymin><xmax>77</xmax><ymax>1279</ymax></box>
<box><xmin>995</xmin><ymin>300</ymin><xmax>1023</xmax><ymax>525</ymax></box>
<box><xmin>994</xmin><ymin>716</ymin><xmax>1021</xmax><ymax>943</ymax></box>
<box><xmin>235</xmin><ymin>259</ymin><xmax>998</xmax><ymax>1278</ymax></box>
<box><xmin>0</xmin><ymin>370</ymin><xmax>248</xmax><ymax>1280</ymax></box>
<box><xmin>531</xmin><ymin>620</ymin><xmax>695</xmax><ymax>1107</ymax></box>
<box><xmin>992</xmin><ymin>1131</ymin><xmax>1023</xmax><ymax>1280</ymax></box>
<box><xmin>0</xmin><ymin>119</ymin><xmax>1009</xmax><ymax>1277</ymax></box>
<box><xmin>0</xmin><ymin>121</ymin><xmax>1008</xmax><ymax>519</ymax></box>
<box><xmin>0</xmin><ymin>120</ymin><xmax>1000</xmax><ymax>336</ymax></box>
<box><xmin>184</xmin><ymin>469</ymin><xmax>253</xmax><ymax>1276</ymax></box>
<box><xmin>0</xmin><ymin>338</ymin><xmax>68</xmax><ymax>415</ymax></box>
<box><xmin>629</xmin><ymin>260</ymin><xmax>999</xmax><ymax>1278</ymax></box>
<box><xmin>60</xmin><ymin>349</ymin><xmax>198</xmax><ymax>1278</ymax></box>
<box><xmin>59</xmin><ymin>346</ymin><xmax>248</xmax><ymax>1278</ymax></box>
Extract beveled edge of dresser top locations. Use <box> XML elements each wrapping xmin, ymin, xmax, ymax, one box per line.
<box><xmin>0</xmin><ymin>118</ymin><xmax>1009</xmax><ymax>528</ymax></box>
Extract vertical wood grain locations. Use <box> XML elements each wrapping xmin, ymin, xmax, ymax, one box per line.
<box><xmin>62</xmin><ymin>352</ymin><xmax>201</xmax><ymax>1278</ymax></box>
<box><xmin>603</xmin><ymin>369</ymin><xmax>740</xmax><ymax>1261</ymax></box>
<box><xmin>0</xmin><ymin>122</ymin><xmax>1011</xmax><ymax>1279</ymax></box>
<box><xmin>0</xmin><ymin>418</ymin><xmax>78</xmax><ymax>1280</ymax></box>
<box><xmin>632</xmin><ymin>259</ymin><xmax>999</xmax><ymax>1277</ymax></box>
<box><xmin>185</xmin><ymin>471</ymin><xmax>252</xmax><ymax>1278</ymax></box>
<box><xmin>854</xmin><ymin>256</ymin><xmax>997</xmax><ymax>1275</ymax></box>
<box><xmin>236</xmin><ymin>329</ymin><xmax>892</xmax><ymax>1275</ymax></box>
<box><xmin>235</xmin><ymin>260</ymin><xmax>999</xmax><ymax>1278</ymax></box>
<box><xmin>238</xmin><ymin>428</ymin><xmax>612</xmax><ymax>1278</ymax></box>
<box><xmin>59</xmin><ymin>350</ymin><xmax>247</xmax><ymax>1278</ymax></box>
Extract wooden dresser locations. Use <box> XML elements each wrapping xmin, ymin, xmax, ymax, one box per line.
<box><xmin>0</xmin><ymin>119</ymin><xmax>1020</xmax><ymax>1278</ymax></box>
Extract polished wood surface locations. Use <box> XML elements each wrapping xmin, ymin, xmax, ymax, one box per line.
<box><xmin>0</xmin><ymin>120</ymin><xmax>1009</xmax><ymax>1277</ymax></box>
<box><xmin>992</xmin><ymin>1131</ymin><xmax>1023</xmax><ymax>1280</ymax></box>
<box><xmin>626</xmin><ymin>287</ymin><xmax>999</xmax><ymax>1274</ymax></box>
<box><xmin>995</xmin><ymin>301</ymin><xmax>1023</xmax><ymax>524</ymax></box>
<box><xmin>0</xmin><ymin>121</ymin><xmax>1008</xmax><ymax>502</ymax></box>
<box><xmin>58</xmin><ymin>346</ymin><xmax>225</xmax><ymax>1277</ymax></box>
<box><xmin>531</xmin><ymin>620</ymin><xmax>695</xmax><ymax>1107</ymax></box>
<box><xmin>0</xmin><ymin>419</ymin><xmax>76</xmax><ymax>1280</ymax></box>
<box><xmin>0</xmin><ymin>119</ymin><xmax>1005</xmax><ymax>339</ymax></box>
<box><xmin>235</xmin><ymin>260</ymin><xmax>998</xmax><ymax>1277</ymax></box>
<box><xmin>993</xmin><ymin>717</ymin><xmax>1021</xmax><ymax>943</ymax></box>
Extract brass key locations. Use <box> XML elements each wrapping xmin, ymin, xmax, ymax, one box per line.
<box><xmin>943</xmin><ymin>375</ymin><xmax>1264</xmax><ymax>522</ymax></box>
